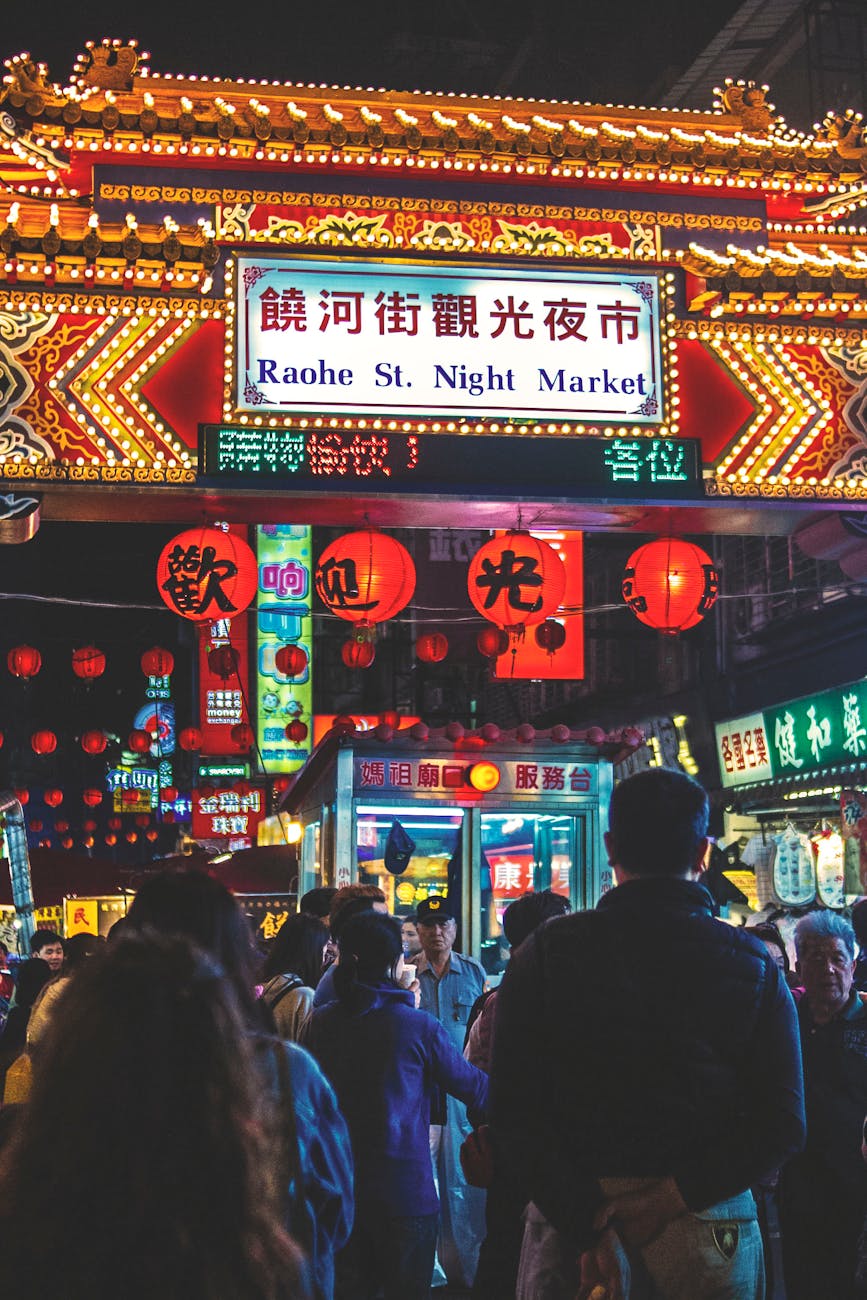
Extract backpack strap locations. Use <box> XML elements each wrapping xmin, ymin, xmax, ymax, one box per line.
<box><xmin>262</xmin><ymin>973</ymin><xmax>304</xmax><ymax>1014</ymax></box>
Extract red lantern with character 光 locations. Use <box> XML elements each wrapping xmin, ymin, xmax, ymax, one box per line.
<box><xmin>622</xmin><ymin>537</ymin><xmax>719</xmax><ymax>634</ymax></box>
<box><xmin>7</xmin><ymin>645</ymin><xmax>41</xmax><ymax>680</ymax></box>
<box><xmin>156</xmin><ymin>526</ymin><xmax>258</xmax><ymax>623</ymax></box>
<box><xmin>468</xmin><ymin>531</ymin><xmax>566</xmax><ymax>634</ymax></box>
<box><xmin>72</xmin><ymin>646</ymin><xmax>106</xmax><ymax>680</ymax></box>
<box><xmin>315</xmin><ymin>529</ymin><xmax>415</xmax><ymax>627</ymax></box>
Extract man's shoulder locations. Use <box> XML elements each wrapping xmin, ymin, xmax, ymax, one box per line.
<box><xmin>452</xmin><ymin>951</ymin><xmax>485</xmax><ymax>981</ymax></box>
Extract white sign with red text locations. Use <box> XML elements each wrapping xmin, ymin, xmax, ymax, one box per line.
<box><xmin>236</xmin><ymin>256</ymin><xmax>664</xmax><ymax>423</ymax></box>
<box><xmin>715</xmin><ymin>714</ymin><xmax>774</xmax><ymax>788</ymax></box>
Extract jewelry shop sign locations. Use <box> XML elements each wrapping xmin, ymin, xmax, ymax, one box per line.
<box><xmin>235</xmin><ymin>256</ymin><xmax>664</xmax><ymax>423</ymax></box>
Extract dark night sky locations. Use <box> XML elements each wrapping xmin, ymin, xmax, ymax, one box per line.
<box><xmin>3</xmin><ymin>1</ymin><xmax>743</xmax><ymax>109</ymax></box>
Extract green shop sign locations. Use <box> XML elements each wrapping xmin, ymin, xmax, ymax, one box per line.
<box><xmin>717</xmin><ymin>678</ymin><xmax>867</xmax><ymax>788</ymax></box>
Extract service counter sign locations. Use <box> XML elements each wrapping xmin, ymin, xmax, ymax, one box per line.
<box><xmin>353</xmin><ymin>754</ymin><xmax>597</xmax><ymax>798</ymax></box>
<box><xmin>717</xmin><ymin>679</ymin><xmax>867</xmax><ymax>788</ymax></box>
<box><xmin>235</xmin><ymin>256</ymin><xmax>664</xmax><ymax>424</ymax></box>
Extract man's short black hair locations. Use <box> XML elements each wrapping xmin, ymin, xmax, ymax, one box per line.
<box><xmin>30</xmin><ymin>930</ymin><xmax>63</xmax><ymax>955</ymax></box>
<box><xmin>299</xmin><ymin>887</ymin><xmax>338</xmax><ymax>921</ymax></box>
<box><xmin>502</xmin><ymin>890</ymin><xmax>570</xmax><ymax>950</ymax></box>
<box><xmin>608</xmin><ymin>768</ymin><xmax>709</xmax><ymax>877</ymax></box>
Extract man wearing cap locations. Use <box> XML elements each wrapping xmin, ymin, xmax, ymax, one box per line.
<box><xmin>416</xmin><ymin>894</ymin><xmax>487</xmax><ymax>1289</ymax></box>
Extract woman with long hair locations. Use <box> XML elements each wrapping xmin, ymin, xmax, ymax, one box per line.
<box><xmin>0</xmin><ymin>931</ymin><xmax>306</xmax><ymax>1300</ymax></box>
<box><xmin>125</xmin><ymin>869</ymin><xmax>354</xmax><ymax>1300</ymax></box>
<box><xmin>308</xmin><ymin>911</ymin><xmax>489</xmax><ymax>1300</ymax></box>
<box><xmin>262</xmin><ymin>913</ymin><xmax>329</xmax><ymax>1042</ymax></box>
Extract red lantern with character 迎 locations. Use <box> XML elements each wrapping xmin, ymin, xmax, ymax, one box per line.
<box><xmin>315</xmin><ymin>529</ymin><xmax>415</xmax><ymax>627</ymax></box>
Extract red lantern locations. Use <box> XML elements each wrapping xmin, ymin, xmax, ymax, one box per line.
<box><xmin>108</xmin><ymin>815</ymin><xmax>122</xmax><ymax>830</ymax></box>
<box><xmin>54</xmin><ymin>819</ymin><xmax>70</xmax><ymax>833</ymax></box>
<box><xmin>81</xmin><ymin>729</ymin><xmax>107</xmax><ymax>755</ymax></box>
<box><xmin>105</xmin><ymin>833</ymin><xmax>118</xmax><ymax>846</ymax></box>
<box><xmin>82</xmin><ymin>819</ymin><xmax>97</xmax><ymax>833</ymax></box>
<box><xmin>29</xmin><ymin>819</ymin><xmax>43</xmax><ymax>833</ymax></box>
<box><xmin>14</xmin><ymin>789</ymin><xmax>29</xmax><ymax>806</ymax></box>
<box><xmin>341</xmin><ymin>639</ymin><xmax>376</xmax><ymax>669</ymax></box>
<box><xmin>72</xmin><ymin>646</ymin><xmax>106</xmax><ymax>679</ymax></box>
<box><xmin>135</xmin><ymin>813</ymin><xmax>150</xmax><ymax>828</ymax></box>
<box><xmin>162</xmin><ymin>810</ymin><xmax>176</xmax><ymax>825</ymax></box>
<box><xmin>141</xmin><ymin>646</ymin><xmax>174</xmax><ymax>677</ymax></box>
<box><xmin>126</xmin><ymin>830</ymin><xmax>138</xmax><ymax>844</ymax></box>
<box><xmin>273</xmin><ymin>775</ymin><xmax>291</xmax><ymax>794</ymax></box>
<box><xmin>44</xmin><ymin>789</ymin><xmax>63</xmax><ymax>808</ymax></box>
<box><xmin>534</xmin><ymin>619</ymin><xmax>567</xmax><ymax>654</ymax></box>
<box><xmin>468</xmin><ymin>532</ymin><xmax>566</xmax><ymax>631</ymax></box>
<box><xmin>379</xmin><ymin>710</ymin><xmax>401</xmax><ymax>730</ymax></box>
<box><xmin>230</xmin><ymin>723</ymin><xmax>254</xmax><ymax>750</ymax></box>
<box><xmin>61</xmin><ymin>836</ymin><xmax>74</xmax><ymax>850</ymax></box>
<box><xmin>207</xmin><ymin>644</ymin><xmax>239</xmax><ymax>680</ymax></box>
<box><xmin>179</xmin><ymin>727</ymin><xmax>202</xmax><ymax>752</ymax></box>
<box><xmin>477</xmin><ymin>627</ymin><xmax>509</xmax><ymax>658</ymax></box>
<box><xmin>0</xmin><ymin>730</ymin><xmax>4</xmax><ymax>749</ymax></box>
<box><xmin>161</xmin><ymin>785</ymin><xmax>178</xmax><ymax>803</ymax></box>
<box><xmin>83</xmin><ymin>835</ymin><xmax>95</xmax><ymax>849</ymax></box>
<box><xmin>7</xmin><ymin>644</ymin><xmax>41</xmax><ymax>679</ymax></box>
<box><xmin>285</xmin><ymin>719</ymin><xmax>309</xmax><ymax>745</ymax></box>
<box><xmin>315</xmin><ymin>529</ymin><xmax>415</xmax><ymax>625</ymax></box>
<box><xmin>333</xmin><ymin>715</ymin><xmax>358</xmax><ymax>730</ymax></box>
<box><xmin>416</xmin><ymin>632</ymin><xmax>448</xmax><ymax>663</ymax></box>
<box><xmin>146</xmin><ymin>828</ymin><xmax>159</xmax><ymax>842</ymax></box>
<box><xmin>31</xmin><ymin>729</ymin><xmax>57</xmax><ymax>756</ymax></box>
<box><xmin>129</xmin><ymin>728</ymin><xmax>152</xmax><ymax>754</ymax></box>
<box><xmin>157</xmin><ymin>526</ymin><xmax>258</xmax><ymax>622</ymax></box>
<box><xmin>275</xmin><ymin>643</ymin><xmax>308</xmax><ymax>678</ymax></box>
<box><xmin>82</xmin><ymin>788</ymin><xmax>103</xmax><ymax>807</ymax></box>
<box><xmin>622</xmin><ymin>537</ymin><xmax>719</xmax><ymax>634</ymax></box>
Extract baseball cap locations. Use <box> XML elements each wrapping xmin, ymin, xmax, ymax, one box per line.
<box><xmin>415</xmin><ymin>896</ymin><xmax>456</xmax><ymax>924</ymax></box>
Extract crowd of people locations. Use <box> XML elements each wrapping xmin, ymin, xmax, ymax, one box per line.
<box><xmin>0</xmin><ymin>766</ymin><xmax>865</xmax><ymax>1299</ymax></box>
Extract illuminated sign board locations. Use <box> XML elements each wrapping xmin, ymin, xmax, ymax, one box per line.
<box><xmin>256</xmin><ymin>525</ymin><xmax>313</xmax><ymax>772</ymax></box>
<box><xmin>191</xmin><ymin>785</ymin><xmax>265</xmax><ymax>841</ymax></box>
<box><xmin>201</xmin><ymin>427</ymin><xmax>701</xmax><ymax>499</ymax></box>
<box><xmin>353</xmin><ymin>756</ymin><xmax>597</xmax><ymax>798</ymax></box>
<box><xmin>717</xmin><ymin>679</ymin><xmax>867</xmax><ymax>788</ymax></box>
<box><xmin>235</xmin><ymin>256</ymin><xmax>665</xmax><ymax>423</ymax></box>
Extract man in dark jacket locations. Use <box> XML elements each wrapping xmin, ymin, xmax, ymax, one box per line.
<box><xmin>491</xmin><ymin>767</ymin><xmax>806</xmax><ymax>1300</ymax></box>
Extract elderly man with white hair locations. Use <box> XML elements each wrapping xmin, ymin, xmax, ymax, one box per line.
<box><xmin>780</xmin><ymin>909</ymin><xmax>867</xmax><ymax>1300</ymax></box>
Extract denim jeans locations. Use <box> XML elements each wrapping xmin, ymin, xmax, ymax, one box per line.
<box><xmin>517</xmin><ymin>1183</ymin><xmax>765</xmax><ymax>1300</ymax></box>
<box><xmin>335</xmin><ymin>1209</ymin><xmax>438</xmax><ymax>1300</ymax></box>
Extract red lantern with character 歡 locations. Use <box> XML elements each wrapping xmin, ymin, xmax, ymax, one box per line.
<box><xmin>315</xmin><ymin>529</ymin><xmax>415</xmax><ymax>626</ymax></box>
<box><xmin>157</xmin><ymin>526</ymin><xmax>257</xmax><ymax>622</ymax></box>
<box><xmin>622</xmin><ymin>537</ymin><xmax>719</xmax><ymax>634</ymax></box>
<box><xmin>468</xmin><ymin>532</ymin><xmax>565</xmax><ymax>632</ymax></box>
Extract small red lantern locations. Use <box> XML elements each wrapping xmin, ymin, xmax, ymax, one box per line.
<box><xmin>0</xmin><ymin>730</ymin><xmax>4</xmax><ymax>749</ymax></box>
<box><xmin>44</xmin><ymin>789</ymin><xmax>63</xmax><ymax>808</ymax></box>
<box><xmin>135</xmin><ymin>813</ymin><xmax>150</xmax><ymax>828</ymax></box>
<box><xmin>83</xmin><ymin>819</ymin><xmax>97</xmax><ymax>833</ymax></box>
<box><xmin>7</xmin><ymin>644</ymin><xmax>41</xmax><ymax>680</ymax></box>
<box><xmin>315</xmin><ymin>529</ymin><xmax>415</xmax><ymax>626</ymax></box>
<box><xmin>29</xmin><ymin>819</ymin><xmax>43</xmax><ymax>833</ymax></box>
<box><xmin>477</xmin><ymin>627</ymin><xmax>509</xmax><ymax>658</ymax></box>
<box><xmin>81</xmin><ymin>729</ymin><xmax>108</xmax><ymax>755</ymax></box>
<box><xmin>126</xmin><ymin>830</ymin><xmax>138</xmax><ymax>844</ymax></box>
<box><xmin>61</xmin><ymin>836</ymin><xmax>74</xmax><ymax>850</ymax></box>
<box><xmin>162</xmin><ymin>809</ymin><xmax>176</xmax><ymax>825</ymax></box>
<box><xmin>342</xmin><ymin>639</ymin><xmax>376</xmax><ymax>669</ymax></box>
<box><xmin>379</xmin><ymin>710</ymin><xmax>401</xmax><ymax>730</ymax></box>
<box><xmin>179</xmin><ymin>727</ymin><xmax>202</xmax><ymax>752</ymax></box>
<box><xmin>129</xmin><ymin>729</ymin><xmax>152</xmax><ymax>754</ymax></box>
<box><xmin>108</xmin><ymin>815</ymin><xmax>122</xmax><ymax>831</ymax></box>
<box><xmin>534</xmin><ymin>619</ymin><xmax>567</xmax><ymax>655</ymax></box>
<box><xmin>141</xmin><ymin>646</ymin><xmax>174</xmax><ymax>678</ymax></box>
<box><xmin>230</xmin><ymin>722</ymin><xmax>254</xmax><ymax>750</ymax></box>
<box><xmin>333</xmin><ymin>715</ymin><xmax>358</xmax><ymax>730</ymax></box>
<box><xmin>273</xmin><ymin>775</ymin><xmax>291</xmax><ymax>794</ymax></box>
<box><xmin>72</xmin><ymin>646</ymin><xmax>106</xmax><ymax>680</ymax></box>
<box><xmin>275</xmin><ymin>643</ymin><xmax>309</xmax><ymax>678</ymax></box>
<box><xmin>105</xmin><ymin>833</ymin><xmax>118</xmax><ymax>846</ymax></box>
<box><xmin>157</xmin><ymin>526</ymin><xmax>258</xmax><ymax>622</ymax></box>
<box><xmin>54</xmin><ymin>819</ymin><xmax>70</xmax><ymax>833</ymax></box>
<box><xmin>416</xmin><ymin>632</ymin><xmax>448</xmax><ymax>663</ymax></box>
<box><xmin>622</xmin><ymin>537</ymin><xmax>719</xmax><ymax>634</ymax></box>
<box><xmin>146</xmin><ymin>828</ymin><xmax>159</xmax><ymax>842</ymax></box>
<box><xmin>207</xmin><ymin>644</ymin><xmax>239</xmax><ymax>680</ymax></box>
<box><xmin>161</xmin><ymin>785</ymin><xmax>178</xmax><ymax>803</ymax></box>
<box><xmin>83</xmin><ymin>835</ymin><xmax>95</xmax><ymax>849</ymax></box>
<box><xmin>285</xmin><ymin>719</ymin><xmax>309</xmax><ymax>744</ymax></box>
<box><xmin>14</xmin><ymin>789</ymin><xmax>29</xmax><ymax>806</ymax></box>
<box><xmin>31</xmin><ymin>729</ymin><xmax>57</xmax><ymax>756</ymax></box>
<box><xmin>468</xmin><ymin>531</ymin><xmax>566</xmax><ymax>632</ymax></box>
<box><xmin>82</xmin><ymin>788</ymin><xmax>103</xmax><ymax>807</ymax></box>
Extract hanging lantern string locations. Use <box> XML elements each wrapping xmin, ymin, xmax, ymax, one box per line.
<box><xmin>220</xmin><ymin>632</ymin><xmax>295</xmax><ymax>850</ymax></box>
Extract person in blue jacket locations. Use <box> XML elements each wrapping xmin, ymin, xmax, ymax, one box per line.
<box><xmin>308</xmin><ymin>910</ymin><xmax>489</xmax><ymax>1300</ymax></box>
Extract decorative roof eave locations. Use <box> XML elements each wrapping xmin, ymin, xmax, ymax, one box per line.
<box><xmin>4</xmin><ymin>43</ymin><xmax>867</xmax><ymax>187</ymax></box>
<box><xmin>680</xmin><ymin>240</ymin><xmax>867</xmax><ymax>318</ymax></box>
